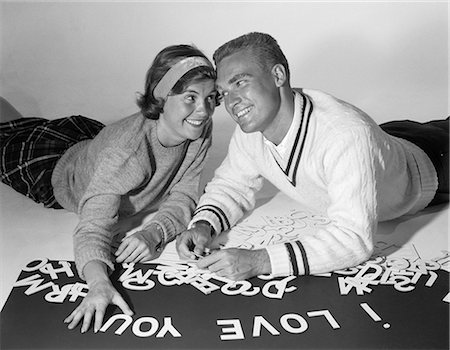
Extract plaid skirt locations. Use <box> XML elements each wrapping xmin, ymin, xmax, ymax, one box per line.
<box><xmin>0</xmin><ymin>116</ymin><xmax>104</xmax><ymax>208</ymax></box>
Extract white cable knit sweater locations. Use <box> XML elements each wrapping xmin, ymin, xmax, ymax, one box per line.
<box><xmin>190</xmin><ymin>89</ymin><xmax>437</xmax><ymax>277</ymax></box>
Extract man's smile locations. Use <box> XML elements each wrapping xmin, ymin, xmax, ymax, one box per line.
<box><xmin>235</xmin><ymin>106</ymin><xmax>253</xmax><ymax>118</ymax></box>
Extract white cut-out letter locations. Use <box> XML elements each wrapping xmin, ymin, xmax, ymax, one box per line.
<box><xmin>156</xmin><ymin>317</ymin><xmax>182</xmax><ymax>338</ymax></box>
<box><xmin>100</xmin><ymin>314</ymin><xmax>133</xmax><ymax>335</ymax></box>
<box><xmin>69</xmin><ymin>282</ymin><xmax>89</xmax><ymax>301</ymax></box>
<box><xmin>39</xmin><ymin>261</ymin><xmax>74</xmax><ymax>280</ymax></box>
<box><xmin>217</xmin><ymin>319</ymin><xmax>244</xmax><ymax>340</ymax></box>
<box><xmin>132</xmin><ymin>317</ymin><xmax>159</xmax><ymax>338</ymax></box>
<box><xmin>221</xmin><ymin>281</ymin><xmax>253</xmax><ymax>296</ymax></box>
<box><xmin>262</xmin><ymin>276</ymin><xmax>296</xmax><ymax>299</ymax></box>
<box><xmin>253</xmin><ymin>315</ymin><xmax>280</xmax><ymax>337</ymax></box>
<box><xmin>307</xmin><ymin>310</ymin><xmax>340</xmax><ymax>329</ymax></box>
<box><xmin>425</xmin><ymin>271</ymin><xmax>438</xmax><ymax>287</ymax></box>
<box><xmin>280</xmin><ymin>314</ymin><xmax>308</xmax><ymax>334</ymax></box>
<box><xmin>45</xmin><ymin>283</ymin><xmax>74</xmax><ymax>303</ymax></box>
<box><xmin>13</xmin><ymin>274</ymin><xmax>55</xmax><ymax>295</ymax></box>
<box><xmin>23</xmin><ymin>258</ymin><xmax>49</xmax><ymax>272</ymax></box>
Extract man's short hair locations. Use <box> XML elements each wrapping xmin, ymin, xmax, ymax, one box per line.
<box><xmin>213</xmin><ymin>32</ymin><xmax>290</xmax><ymax>80</ymax></box>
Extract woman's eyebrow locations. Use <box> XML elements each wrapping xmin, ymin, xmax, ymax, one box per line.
<box><xmin>183</xmin><ymin>88</ymin><xmax>200</xmax><ymax>94</ymax></box>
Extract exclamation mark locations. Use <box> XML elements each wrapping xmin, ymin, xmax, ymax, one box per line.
<box><xmin>360</xmin><ymin>302</ymin><xmax>390</xmax><ymax>329</ymax></box>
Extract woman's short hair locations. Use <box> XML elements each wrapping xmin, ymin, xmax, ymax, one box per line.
<box><xmin>213</xmin><ymin>32</ymin><xmax>290</xmax><ymax>81</ymax></box>
<box><xmin>137</xmin><ymin>44</ymin><xmax>216</xmax><ymax>120</ymax></box>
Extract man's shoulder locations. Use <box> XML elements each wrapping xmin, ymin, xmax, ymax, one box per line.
<box><xmin>294</xmin><ymin>88</ymin><xmax>347</xmax><ymax>108</ymax></box>
<box><xmin>296</xmin><ymin>88</ymin><xmax>374</xmax><ymax>126</ymax></box>
<box><xmin>293</xmin><ymin>87</ymin><xmax>329</xmax><ymax>98</ymax></box>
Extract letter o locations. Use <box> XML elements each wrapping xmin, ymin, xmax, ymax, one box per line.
<box><xmin>280</xmin><ymin>313</ymin><xmax>308</xmax><ymax>334</ymax></box>
<box><xmin>23</xmin><ymin>258</ymin><xmax>49</xmax><ymax>272</ymax></box>
<box><xmin>221</xmin><ymin>281</ymin><xmax>253</xmax><ymax>295</ymax></box>
<box><xmin>132</xmin><ymin>317</ymin><xmax>159</xmax><ymax>337</ymax></box>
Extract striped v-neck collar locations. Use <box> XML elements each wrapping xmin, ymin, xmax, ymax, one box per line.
<box><xmin>271</xmin><ymin>90</ymin><xmax>314</xmax><ymax>186</ymax></box>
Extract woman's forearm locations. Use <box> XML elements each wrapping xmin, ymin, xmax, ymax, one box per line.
<box><xmin>82</xmin><ymin>260</ymin><xmax>110</xmax><ymax>285</ymax></box>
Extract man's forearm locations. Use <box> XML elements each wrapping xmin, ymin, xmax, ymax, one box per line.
<box><xmin>254</xmin><ymin>249</ymin><xmax>271</xmax><ymax>276</ymax></box>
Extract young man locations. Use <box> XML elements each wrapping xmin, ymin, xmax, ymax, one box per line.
<box><xmin>176</xmin><ymin>32</ymin><xmax>449</xmax><ymax>281</ymax></box>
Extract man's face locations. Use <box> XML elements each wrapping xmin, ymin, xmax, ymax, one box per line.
<box><xmin>216</xmin><ymin>49</ymin><xmax>281</xmax><ymax>135</ymax></box>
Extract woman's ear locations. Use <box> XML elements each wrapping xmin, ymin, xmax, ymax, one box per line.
<box><xmin>271</xmin><ymin>64</ymin><xmax>287</xmax><ymax>87</ymax></box>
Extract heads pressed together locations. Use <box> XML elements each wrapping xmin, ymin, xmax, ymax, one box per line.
<box><xmin>137</xmin><ymin>33</ymin><xmax>292</xmax><ymax>145</ymax></box>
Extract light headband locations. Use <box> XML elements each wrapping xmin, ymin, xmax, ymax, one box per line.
<box><xmin>153</xmin><ymin>56</ymin><xmax>213</xmax><ymax>99</ymax></box>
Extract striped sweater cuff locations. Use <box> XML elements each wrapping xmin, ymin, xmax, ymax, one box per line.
<box><xmin>266</xmin><ymin>241</ymin><xmax>310</xmax><ymax>277</ymax></box>
<box><xmin>189</xmin><ymin>204</ymin><xmax>231</xmax><ymax>234</ymax></box>
<box><xmin>144</xmin><ymin>218</ymin><xmax>174</xmax><ymax>245</ymax></box>
<box><xmin>142</xmin><ymin>222</ymin><xmax>166</xmax><ymax>245</ymax></box>
<box><xmin>265</xmin><ymin>244</ymin><xmax>292</xmax><ymax>278</ymax></box>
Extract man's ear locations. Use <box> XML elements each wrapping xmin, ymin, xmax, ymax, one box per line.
<box><xmin>271</xmin><ymin>64</ymin><xmax>287</xmax><ymax>87</ymax></box>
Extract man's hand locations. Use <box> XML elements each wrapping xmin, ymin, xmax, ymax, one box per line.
<box><xmin>115</xmin><ymin>228</ymin><xmax>162</xmax><ymax>264</ymax></box>
<box><xmin>64</xmin><ymin>261</ymin><xmax>133</xmax><ymax>333</ymax></box>
<box><xmin>176</xmin><ymin>221</ymin><xmax>213</xmax><ymax>260</ymax></box>
<box><xmin>196</xmin><ymin>248</ymin><xmax>271</xmax><ymax>280</ymax></box>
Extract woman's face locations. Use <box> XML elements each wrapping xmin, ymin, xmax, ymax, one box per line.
<box><xmin>158</xmin><ymin>79</ymin><xmax>216</xmax><ymax>147</ymax></box>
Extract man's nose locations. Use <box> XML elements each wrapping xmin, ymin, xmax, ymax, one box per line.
<box><xmin>226</xmin><ymin>90</ymin><xmax>241</xmax><ymax>109</ymax></box>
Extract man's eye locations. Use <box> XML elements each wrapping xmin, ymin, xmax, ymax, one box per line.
<box><xmin>236</xmin><ymin>80</ymin><xmax>245</xmax><ymax>87</ymax></box>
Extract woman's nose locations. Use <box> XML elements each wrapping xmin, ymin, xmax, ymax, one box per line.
<box><xmin>196</xmin><ymin>100</ymin><xmax>209</xmax><ymax>117</ymax></box>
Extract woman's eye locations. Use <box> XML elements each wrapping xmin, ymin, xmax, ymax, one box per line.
<box><xmin>185</xmin><ymin>95</ymin><xmax>195</xmax><ymax>102</ymax></box>
<box><xmin>236</xmin><ymin>80</ymin><xmax>245</xmax><ymax>87</ymax></box>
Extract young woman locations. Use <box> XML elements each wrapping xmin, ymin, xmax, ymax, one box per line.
<box><xmin>0</xmin><ymin>44</ymin><xmax>218</xmax><ymax>332</ymax></box>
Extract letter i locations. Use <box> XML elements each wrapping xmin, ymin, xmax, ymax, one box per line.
<box><xmin>360</xmin><ymin>303</ymin><xmax>390</xmax><ymax>329</ymax></box>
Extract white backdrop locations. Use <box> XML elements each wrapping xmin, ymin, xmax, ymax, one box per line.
<box><xmin>1</xmin><ymin>1</ymin><xmax>447</xmax><ymax>122</ymax></box>
<box><xmin>0</xmin><ymin>1</ymin><xmax>448</xmax><ymax>185</ymax></box>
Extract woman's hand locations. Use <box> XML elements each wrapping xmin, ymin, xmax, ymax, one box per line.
<box><xmin>115</xmin><ymin>228</ymin><xmax>162</xmax><ymax>264</ymax></box>
<box><xmin>64</xmin><ymin>261</ymin><xmax>133</xmax><ymax>333</ymax></box>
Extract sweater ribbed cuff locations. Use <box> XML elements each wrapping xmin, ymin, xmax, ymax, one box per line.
<box><xmin>265</xmin><ymin>244</ymin><xmax>292</xmax><ymax>278</ymax></box>
<box><xmin>141</xmin><ymin>222</ymin><xmax>165</xmax><ymax>245</ymax></box>
<box><xmin>148</xmin><ymin>216</ymin><xmax>176</xmax><ymax>244</ymax></box>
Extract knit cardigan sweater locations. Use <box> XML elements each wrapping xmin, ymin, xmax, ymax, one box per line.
<box><xmin>52</xmin><ymin>113</ymin><xmax>211</xmax><ymax>279</ymax></box>
<box><xmin>190</xmin><ymin>89</ymin><xmax>437</xmax><ymax>277</ymax></box>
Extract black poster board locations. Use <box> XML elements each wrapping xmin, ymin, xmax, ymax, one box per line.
<box><xmin>1</xmin><ymin>258</ymin><xmax>449</xmax><ymax>349</ymax></box>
